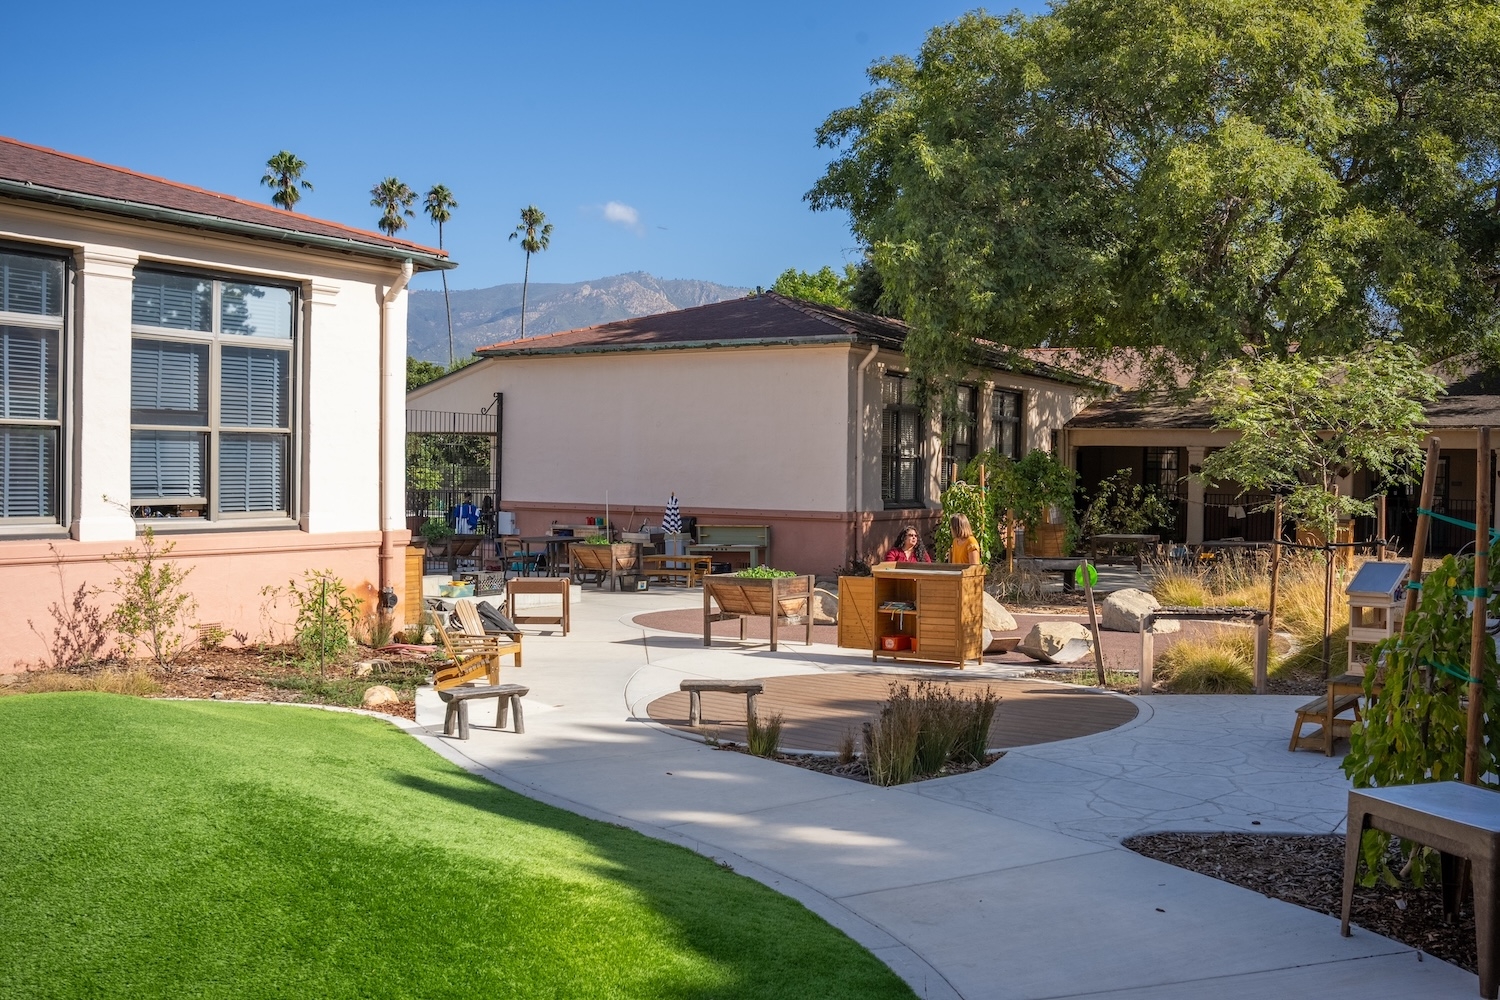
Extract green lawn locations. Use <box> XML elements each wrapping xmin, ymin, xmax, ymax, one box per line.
<box><xmin>0</xmin><ymin>694</ymin><xmax>915</xmax><ymax>999</ymax></box>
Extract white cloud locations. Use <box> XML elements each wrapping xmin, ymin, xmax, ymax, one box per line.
<box><xmin>603</xmin><ymin>201</ymin><xmax>642</xmax><ymax>232</ymax></box>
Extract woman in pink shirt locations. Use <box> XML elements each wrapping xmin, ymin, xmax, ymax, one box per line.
<box><xmin>885</xmin><ymin>526</ymin><xmax>931</xmax><ymax>563</ymax></box>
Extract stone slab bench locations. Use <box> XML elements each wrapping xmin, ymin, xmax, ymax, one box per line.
<box><xmin>680</xmin><ymin>679</ymin><xmax>764</xmax><ymax>727</ymax></box>
<box><xmin>1343</xmin><ymin>782</ymin><xmax>1500</xmax><ymax>998</ymax></box>
<box><xmin>438</xmin><ymin>683</ymin><xmax>529</xmax><ymax>739</ymax></box>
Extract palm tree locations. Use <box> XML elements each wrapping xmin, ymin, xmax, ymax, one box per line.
<box><xmin>370</xmin><ymin>178</ymin><xmax>416</xmax><ymax>236</ymax></box>
<box><xmin>424</xmin><ymin>185</ymin><xmax>459</xmax><ymax>366</ymax></box>
<box><xmin>509</xmin><ymin>205</ymin><xmax>553</xmax><ymax>340</ymax></box>
<box><xmin>261</xmin><ymin>151</ymin><xmax>312</xmax><ymax>211</ymax></box>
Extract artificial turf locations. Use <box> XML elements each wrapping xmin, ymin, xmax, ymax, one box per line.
<box><xmin>0</xmin><ymin>694</ymin><xmax>916</xmax><ymax>999</ymax></box>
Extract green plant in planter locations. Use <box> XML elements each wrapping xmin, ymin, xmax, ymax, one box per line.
<box><xmin>1080</xmin><ymin>469</ymin><xmax>1175</xmax><ymax>538</ymax></box>
<box><xmin>581</xmin><ymin>535</ymin><xmax>612</xmax><ymax>545</ymax></box>
<box><xmin>421</xmin><ymin>517</ymin><xmax>454</xmax><ymax>541</ymax></box>
<box><xmin>964</xmin><ymin>449</ymin><xmax>1077</xmax><ymax>554</ymax></box>
<box><xmin>735</xmin><ymin>566</ymin><xmax>796</xmax><ymax>578</ymax></box>
<box><xmin>1344</xmin><ymin>542</ymin><xmax>1500</xmax><ymax>886</ymax></box>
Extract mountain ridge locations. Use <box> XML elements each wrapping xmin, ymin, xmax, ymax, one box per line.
<box><xmin>407</xmin><ymin>271</ymin><xmax>751</xmax><ymax>362</ymax></box>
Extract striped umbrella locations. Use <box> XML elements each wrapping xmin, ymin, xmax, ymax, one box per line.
<box><xmin>663</xmin><ymin>493</ymin><xmax>681</xmax><ymax>534</ymax></box>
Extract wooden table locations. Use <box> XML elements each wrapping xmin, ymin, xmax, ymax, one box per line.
<box><xmin>504</xmin><ymin>576</ymin><xmax>571</xmax><ymax>635</ymax></box>
<box><xmin>642</xmin><ymin>553</ymin><xmax>713</xmax><ymax>588</ymax></box>
<box><xmin>508</xmin><ymin>535</ymin><xmax>578</xmax><ymax>577</ymax></box>
<box><xmin>1088</xmin><ymin>533</ymin><xmax>1159</xmax><ymax>570</ymax></box>
<box><xmin>688</xmin><ymin>543</ymin><xmax>768</xmax><ymax>572</ymax></box>
<box><xmin>1343</xmin><ymin>782</ymin><xmax>1500</xmax><ymax>997</ymax></box>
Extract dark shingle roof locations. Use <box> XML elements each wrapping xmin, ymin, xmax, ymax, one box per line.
<box><xmin>0</xmin><ymin>136</ymin><xmax>451</xmax><ymax>270</ymax></box>
<box><xmin>475</xmin><ymin>293</ymin><xmax>1103</xmax><ymax>387</ymax></box>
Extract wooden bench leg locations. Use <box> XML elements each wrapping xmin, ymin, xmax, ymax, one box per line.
<box><xmin>1341</xmin><ymin>810</ymin><xmax>1369</xmax><ymax>936</ymax></box>
<box><xmin>444</xmin><ymin>700</ymin><xmax>460</xmax><ymax>737</ymax></box>
<box><xmin>454</xmin><ymin>699</ymin><xmax>470</xmax><ymax>740</ymax></box>
<box><xmin>510</xmin><ymin>694</ymin><xmax>525</xmax><ymax>734</ymax></box>
<box><xmin>1477</xmin><ymin>859</ymin><xmax>1500</xmax><ymax>1000</ymax></box>
<box><xmin>746</xmin><ymin>691</ymin><xmax>759</xmax><ymax>724</ymax></box>
<box><xmin>689</xmin><ymin>690</ymin><xmax>702</xmax><ymax>727</ymax></box>
<box><xmin>497</xmin><ymin>695</ymin><xmax>509</xmax><ymax>730</ymax></box>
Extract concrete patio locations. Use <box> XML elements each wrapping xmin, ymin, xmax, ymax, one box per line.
<box><xmin>405</xmin><ymin>586</ymin><xmax>1475</xmax><ymax>999</ymax></box>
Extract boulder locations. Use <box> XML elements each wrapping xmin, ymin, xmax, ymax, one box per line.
<box><xmin>362</xmin><ymin>685</ymin><xmax>399</xmax><ymax>708</ymax></box>
<box><xmin>352</xmin><ymin>660</ymin><xmax>377</xmax><ymax>679</ymax></box>
<box><xmin>1017</xmin><ymin>621</ymin><xmax>1095</xmax><ymax>664</ymax></box>
<box><xmin>1101</xmin><ymin>588</ymin><xmax>1179</xmax><ymax>633</ymax></box>
<box><xmin>811</xmin><ymin>588</ymin><xmax>839</xmax><ymax>624</ymax></box>
<box><xmin>982</xmin><ymin>592</ymin><xmax>1017</xmax><ymax>632</ymax></box>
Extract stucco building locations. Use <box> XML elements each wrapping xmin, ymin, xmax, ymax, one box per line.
<box><xmin>0</xmin><ymin>136</ymin><xmax>450</xmax><ymax>671</ymax></box>
<box><xmin>407</xmin><ymin>294</ymin><xmax>1102</xmax><ymax>574</ymax></box>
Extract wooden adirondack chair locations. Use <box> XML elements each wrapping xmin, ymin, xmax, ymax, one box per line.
<box><xmin>431</xmin><ymin>600</ymin><xmax>522</xmax><ymax>691</ymax></box>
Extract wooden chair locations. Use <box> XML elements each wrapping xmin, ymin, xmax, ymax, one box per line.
<box><xmin>430</xmin><ymin>600</ymin><xmax>522</xmax><ymax>691</ymax></box>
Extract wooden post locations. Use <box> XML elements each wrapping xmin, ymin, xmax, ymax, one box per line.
<box><xmin>1253</xmin><ymin>613</ymin><xmax>1269</xmax><ymax>695</ymax></box>
<box><xmin>1376</xmin><ymin>495</ymin><xmax>1387</xmax><ymax>562</ymax></box>
<box><xmin>1268</xmin><ymin>496</ymin><xmax>1283</xmax><ymax>634</ymax></box>
<box><xmin>1405</xmin><ymin>437</ymin><xmax>1443</xmax><ymax>621</ymax></box>
<box><xmin>1323</xmin><ymin>541</ymin><xmax>1335</xmax><ymax>679</ymax></box>
<box><xmin>1006</xmin><ymin>508</ymin><xmax>1016</xmax><ymax>573</ymax></box>
<box><xmin>1082</xmin><ymin>562</ymin><xmax>1106</xmax><ymax>686</ymax></box>
<box><xmin>1139</xmin><ymin>618</ymin><xmax>1154</xmax><ymax>694</ymax></box>
<box><xmin>1464</xmin><ymin>426</ymin><xmax>1491</xmax><ymax>786</ymax></box>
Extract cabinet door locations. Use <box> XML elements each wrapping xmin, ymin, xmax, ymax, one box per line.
<box><xmin>837</xmin><ymin>576</ymin><xmax>876</xmax><ymax>650</ymax></box>
<box><xmin>916</xmin><ymin>579</ymin><xmax>960</xmax><ymax>660</ymax></box>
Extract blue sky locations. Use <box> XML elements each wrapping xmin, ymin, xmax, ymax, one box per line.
<box><xmin>2</xmin><ymin>1</ymin><xmax>1045</xmax><ymax>294</ymax></box>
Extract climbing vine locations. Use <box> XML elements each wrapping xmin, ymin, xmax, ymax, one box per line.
<box><xmin>1343</xmin><ymin>540</ymin><xmax>1500</xmax><ymax>885</ymax></box>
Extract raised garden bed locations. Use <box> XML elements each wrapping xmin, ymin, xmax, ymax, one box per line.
<box><xmin>702</xmin><ymin>573</ymin><xmax>814</xmax><ymax>652</ymax></box>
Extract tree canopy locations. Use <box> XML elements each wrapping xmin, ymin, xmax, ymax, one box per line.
<box><xmin>261</xmin><ymin>152</ymin><xmax>312</xmax><ymax>211</ymax></box>
<box><xmin>370</xmin><ymin>178</ymin><xmax>417</xmax><ymax>236</ymax></box>
<box><xmin>808</xmin><ymin>1</ymin><xmax>1500</xmax><ymax>386</ymax></box>
<box><xmin>770</xmin><ymin>265</ymin><xmax>856</xmax><ymax>309</ymax></box>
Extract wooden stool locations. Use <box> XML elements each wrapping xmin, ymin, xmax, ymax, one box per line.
<box><xmin>680</xmin><ymin>679</ymin><xmax>764</xmax><ymax>726</ymax></box>
<box><xmin>439</xmin><ymin>683</ymin><xmax>529</xmax><ymax>739</ymax></box>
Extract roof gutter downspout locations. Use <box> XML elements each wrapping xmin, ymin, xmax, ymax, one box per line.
<box><xmin>853</xmin><ymin>343</ymin><xmax>880</xmax><ymax>560</ymax></box>
<box><xmin>379</xmin><ymin>260</ymin><xmax>414</xmax><ymax>617</ymax></box>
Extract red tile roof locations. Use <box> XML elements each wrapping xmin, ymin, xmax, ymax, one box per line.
<box><xmin>0</xmin><ymin>136</ymin><xmax>450</xmax><ymax>267</ymax></box>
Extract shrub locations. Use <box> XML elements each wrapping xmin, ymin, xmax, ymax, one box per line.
<box><xmin>284</xmin><ymin>570</ymin><xmax>363</xmax><ymax>675</ymax></box>
<box><xmin>1080</xmin><ymin>469</ymin><xmax>1175</xmax><ymax>537</ymax></box>
<box><xmin>421</xmin><ymin>517</ymin><xmax>454</xmax><ymax>541</ymax></box>
<box><xmin>988</xmin><ymin>566</ymin><xmax>1043</xmax><ymax>603</ymax></box>
<box><xmin>933</xmin><ymin>481</ymin><xmax>996</xmax><ymax>564</ymax></box>
<box><xmin>956</xmin><ymin>686</ymin><xmax>1001</xmax><ymax>762</ymax></box>
<box><xmin>28</xmin><ymin>583</ymin><xmax>112</xmax><ymax>672</ymax></box>
<box><xmin>863</xmin><ymin>698</ymin><xmax>920</xmax><ymax>787</ymax></box>
<box><xmin>837</xmin><ymin>728</ymin><xmax>857</xmax><ymax>764</ymax></box>
<box><xmin>912</xmin><ymin>681</ymin><xmax>969</xmax><ymax>775</ymax></box>
<box><xmin>1155</xmin><ymin>633</ymin><xmax>1254</xmax><ymax>694</ymax></box>
<box><xmin>11</xmin><ymin>669</ymin><xmax>162</xmax><ymax>697</ymax></box>
<box><xmin>735</xmin><ymin>566</ymin><xmax>796</xmax><ymax>578</ymax></box>
<box><xmin>107</xmin><ymin>528</ymin><xmax>197</xmax><ymax>671</ymax></box>
<box><xmin>354</xmin><ymin>613</ymin><xmax>395</xmax><ymax>650</ymax></box>
<box><xmin>863</xmin><ymin>681</ymin><xmax>1002</xmax><ymax>784</ymax></box>
<box><xmin>745</xmin><ymin>711</ymin><xmax>784</xmax><ymax>757</ymax></box>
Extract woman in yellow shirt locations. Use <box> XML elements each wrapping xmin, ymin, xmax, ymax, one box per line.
<box><xmin>949</xmin><ymin>513</ymin><xmax>981</xmax><ymax>565</ymax></box>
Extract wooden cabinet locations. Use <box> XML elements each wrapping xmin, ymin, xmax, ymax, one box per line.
<box><xmin>839</xmin><ymin>563</ymin><xmax>984</xmax><ymax>668</ymax></box>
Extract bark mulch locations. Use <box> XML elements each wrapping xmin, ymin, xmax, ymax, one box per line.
<box><xmin>1125</xmin><ymin>832</ymin><xmax>1478</xmax><ymax>975</ymax></box>
<box><xmin>711</xmin><ymin>742</ymin><xmax>1005</xmax><ymax>784</ymax></box>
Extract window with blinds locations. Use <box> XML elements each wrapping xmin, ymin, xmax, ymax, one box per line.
<box><xmin>130</xmin><ymin>269</ymin><xmax>295</xmax><ymax>521</ymax></box>
<box><xmin>0</xmin><ymin>250</ymin><xmax>66</xmax><ymax>523</ymax></box>
<box><xmin>881</xmin><ymin>373</ymin><xmax>924</xmax><ymax>508</ymax></box>
<box><xmin>939</xmin><ymin>384</ymin><xmax>977</xmax><ymax>492</ymax></box>
<box><xmin>992</xmin><ymin>389</ymin><xmax>1023</xmax><ymax>460</ymax></box>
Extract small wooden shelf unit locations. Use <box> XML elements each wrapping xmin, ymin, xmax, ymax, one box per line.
<box><xmin>838</xmin><ymin>562</ymin><xmax>985</xmax><ymax>668</ymax></box>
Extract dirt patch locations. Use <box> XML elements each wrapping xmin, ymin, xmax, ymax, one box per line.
<box><xmin>712</xmin><ymin>742</ymin><xmax>1005</xmax><ymax>784</ymax></box>
<box><xmin>1126</xmin><ymin>832</ymin><xmax>1477</xmax><ymax>975</ymax></box>
<box><xmin>8</xmin><ymin>645</ymin><xmax>430</xmax><ymax>722</ymax></box>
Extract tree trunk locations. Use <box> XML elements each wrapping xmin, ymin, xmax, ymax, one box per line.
<box><xmin>440</xmin><ymin>221</ymin><xmax>454</xmax><ymax>368</ymax></box>
<box><xmin>519</xmin><ymin>253</ymin><xmax>531</xmax><ymax>340</ymax></box>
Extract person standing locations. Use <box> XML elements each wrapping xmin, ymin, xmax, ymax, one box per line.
<box><xmin>949</xmin><ymin>513</ymin><xmax>982</xmax><ymax>565</ymax></box>
<box><xmin>884</xmin><ymin>526</ymin><xmax>932</xmax><ymax>563</ymax></box>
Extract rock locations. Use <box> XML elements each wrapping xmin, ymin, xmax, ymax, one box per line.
<box><xmin>0</xmin><ymin>672</ymin><xmax>20</xmax><ymax>687</ymax></box>
<box><xmin>352</xmin><ymin>661</ymin><xmax>377</xmax><ymax>679</ymax></box>
<box><xmin>1017</xmin><ymin>621</ymin><xmax>1095</xmax><ymax>664</ymax></box>
<box><xmin>811</xmin><ymin>588</ymin><xmax>839</xmax><ymax>624</ymax></box>
<box><xmin>210</xmin><ymin>691</ymin><xmax>224</xmax><ymax>700</ymax></box>
<box><xmin>982</xmin><ymin>592</ymin><xmax>1017</xmax><ymax>632</ymax></box>
<box><xmin>362</xmin><ymin>685</ymin><xmax>399</xmax><ymax>708</ymax></box>
<box><xmin>1101</xmin><ymin>588</ymin><xmax>1179</xmax><ymax>633</ymax></box>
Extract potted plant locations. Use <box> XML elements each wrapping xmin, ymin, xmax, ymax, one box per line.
<box><xmin>968</xmin><ymin>450</ymin><xmax>1076</xmax><ymax>557</ymax></box>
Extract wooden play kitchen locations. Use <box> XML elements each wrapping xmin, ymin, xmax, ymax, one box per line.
<box><xmin>838</xmin><ymin>562</ymin><xmax>985</xmax><ymax>668</ymax></box>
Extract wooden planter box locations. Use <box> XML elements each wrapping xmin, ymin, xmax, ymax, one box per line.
<box><xmin>702</xmin><ymin>574</ymin><xmax>814</xmax><ymax>652</ymax></box>
<box><xmin>568</xmin><ymin>542</ymin><xmax>640</xmax><ymax>590</ymax></box>
<box><xmin>1027</xmin><ymin>523</ymin><xmax>1068</xmax><ymax>557</ymax></box>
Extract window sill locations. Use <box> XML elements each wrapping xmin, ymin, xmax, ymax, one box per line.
<box><xmin>132</xmin><ymin>517</ymin><xmax>299</xmax><ymax>533</ymax></box>
<box><xmin>0</xmin><ymin>524</ymin><xmax>70</xmax><ymax>541</ymax></box>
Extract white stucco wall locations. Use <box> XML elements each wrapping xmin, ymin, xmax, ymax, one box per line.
<box><xmin>409</xmin><ymin>344</ymin><xmax>854</xmax><ymax>512</ymax></box>
<box><xmin>0</xmin><ymin>200</ymin><xmax>405</xmax><ymax>541</ymax></box>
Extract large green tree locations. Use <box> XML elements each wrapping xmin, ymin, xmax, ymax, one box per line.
<box><xmin>771</xmin><ymin>265</ymin><xmax>857</xmax><ymax>309</ymax></box>
<box><xmin>370</xmin><ymin>178</ymin><xmax>417</xmax><ymax>237</ymax></box>
<box><xmin>509</xmin><ymin>205</ymin><xmax>553</xmax><ymax>340</ymax></box>
<box><xmin>424</xmin><ymin>184</ymin><xmax>460</xmax><ymax>366</ymax></box>
<box><xmin>260</xmin><ymin>151</ymin><xmax>312</xmax><ymax>211</ymax></box>
<box><xmin>809</xmin><ymin>1</ymin><xmax>1500</xmax><ymax>386</ymax></box>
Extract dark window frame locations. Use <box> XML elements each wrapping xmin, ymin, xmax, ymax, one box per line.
<box><xmin>881</xmin><ymin>372</ymin><xmax>924</xmax><ymax>508</ymax></box>
<box><xmin>991</xmin><ymin>387</ymin><xmax>1023</xmax><ymax>461</ymax></box>
<box><xmin>939</xmin><ymin>383</ymin><xmax>979</xmax><ymax>492</ymax></box>
<box><xmin>0</xmin><ymin>245</ymin><xmax>71</xmax><ymax>528</ymax></box>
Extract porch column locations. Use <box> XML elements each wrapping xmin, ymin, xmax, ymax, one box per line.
<box><xmin>1186</xmin><ymin>446</ymin><xmax>1206</xmax><ymax>545</ymax></box>
<box><xmin>71</xmin><ymin>248</ymin><xmax>139</xmax><ymax>542</ymax></box>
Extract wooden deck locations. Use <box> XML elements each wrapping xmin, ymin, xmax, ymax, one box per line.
<box><xmin>645</xmin><ymin>672</ymin><xmax>1138</xmax><ymax>752</ymax></box>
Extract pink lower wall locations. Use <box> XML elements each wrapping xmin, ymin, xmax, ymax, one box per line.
<box><xmin>0</xmin><ymin>530</ymin><xmax>393</xmax><ymax>674</ymax></box>
<box><xmin>503</xmin><ymin>502</ymin><xmax>946</xmax><ymax>578</ymax></box>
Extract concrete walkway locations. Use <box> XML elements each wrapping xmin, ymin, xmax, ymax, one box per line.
<box><xmin>408</xmin><ymin>587</ymin><xmax>1475</xmax><ymax>999</ymax></box>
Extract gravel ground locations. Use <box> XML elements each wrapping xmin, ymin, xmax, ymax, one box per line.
<box><xmin>1126</xmin><ymin>832</ymin><xmax>1477</xmax><ymax>974</ymax></box>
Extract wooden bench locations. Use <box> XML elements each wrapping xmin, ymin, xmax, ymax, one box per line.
<box><xmin>439</xmin><ymin>683</ymin><xmax>529</xmax><ymax>739</ymax></box>
<box><xmin>1015</xmin><ymin>557</ymin><xmax>1085</xmax><ymax>591</ymax></box>
<box><xmin>642</xmin><ymin>553</ymin><xmax>714</xmax><ymax>588</ymax></box>
<box><xmin>504</xmin><ymin>577</ymin><xmax>571</xmax><ymax>635</ymax></box>
<box><xmin>680</xmin><ymin>679</ymin><xmax>764</xmax><ymax>726</ymax></box>
<box><xmin>1289</xmin><ymin>691</ymin><xmax>1362</xmax><ymax>752</ymax></box>
<box><xmin>1343</xmin><ymin>782</ymin><xmax>1500</xmax><ymax>998</ymax></box>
